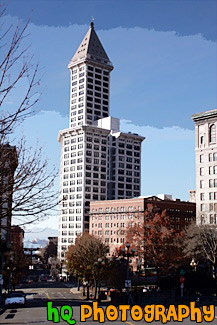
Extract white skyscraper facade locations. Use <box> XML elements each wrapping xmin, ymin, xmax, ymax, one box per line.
<box><xmin>58</xmin><ymin>23</ymin><xmax>145</xmax><ymax>260</ymax></box>
<box><xmin>192</xmin><ymin>109</ymin><xmax>217</xmax><ymax>225</ymax></box>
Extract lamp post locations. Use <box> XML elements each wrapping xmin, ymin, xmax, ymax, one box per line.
<box><xmin>190</xmin><ymin>258</ymin><xmax>198</xmax><ymax>272</ymax></box>
<box><xmin>95</xmin><ymin>257</ymin><xmax>105</xmax><ymax>302</ymax></box>
<box><xmin>7</xmin><ymin>267</ymin><xmax>11</xmax><ymax>294</ymax></box>
<box><xmin>121</xmin><ymin>243</ymin><xmax>135</xmax><ymax>301</ymax></box>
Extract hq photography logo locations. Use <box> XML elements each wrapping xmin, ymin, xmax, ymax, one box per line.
<box><xmin>47</xmin><ymin>301</ymin><xmax>215</xmax><ymax>324</ymax></box>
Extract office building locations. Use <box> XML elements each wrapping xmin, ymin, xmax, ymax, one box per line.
<box><xmin>192</xmin><ymin>109</ymin><xmax>217</xmax><ymax>224</ymax></box>
<box><xmin>57</xmin><ymin>23</ymin><xmax>145</xmax><ymax>260</ymax></box>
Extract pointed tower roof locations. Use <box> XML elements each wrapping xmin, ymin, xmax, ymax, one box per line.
<box><xmin>68</xmin><ymin>22</ymin><xmax>113</xmax><ymax>69</ymax></box>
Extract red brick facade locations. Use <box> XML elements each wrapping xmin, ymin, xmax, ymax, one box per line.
<box><xmin>89</xmin><ymin>196</ymin><xmax>196</xmax><ymax>255</ymax></box>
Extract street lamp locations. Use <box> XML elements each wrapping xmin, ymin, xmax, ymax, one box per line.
<box><xmin>121</xmin><ymin>242</ymin><xmax>135</xmax><ymax>301</ymax></box>
<box><xmin>190</xmin><ymin>258</ymin><xmax>198</xmax><ymax>272</ymax></box>
<box><xmin>95</xmin><ymin>257</ymin><xmax>105</xmax><ymax>302</ymax></box>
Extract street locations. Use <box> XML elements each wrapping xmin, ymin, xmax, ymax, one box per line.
<box><xmin>0</xmin><ymin>281</ymin><xmax>83</xmax><ymax>324</ymax></box>
<box><xmin>0</xmin><ymin>281</ymin><xmax>217</xmax><ymax>324</ymax></box>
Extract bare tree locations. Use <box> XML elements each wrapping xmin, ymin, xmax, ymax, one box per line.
<box><xmin>0</xmin><ymin>3</ymin><xmax>59</xmax><ymax>231</ymax></box>
<box><xmin>0</xmin><ymin>2</ymin><xmax>41</xmax><ymax>142</ymax></box>
<box><xmin>184</xmin><ymin>223</ymin><xmax>217</xmax><ymax>278</ymax></box>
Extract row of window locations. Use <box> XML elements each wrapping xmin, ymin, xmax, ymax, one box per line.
<box><xmin>118</xmin><ymin>190</ymin><xmax>140</xmax><ymax>196</ymax></box>
<box><xmin>64</xmin><ymin>137</ymin><xmax>84</xmax><ymax>145</ymax></box>
<box><xmin>200</xmin><ymin>192</ymin><xmax>217</xmax><ymax>201</ymax></box>
<box><xmin>200</xmin><ymin>179</ymin><xmax>217</xmax><ymax>188</ymax></box>
<box><xmin>61</xmin><ymin>238</ymin><xmax>74</xmax><ymax>243</ymax></box>
<box><xmin>62</xmin><ymin>223</ymin><xmax>81</xmax><ymax>228</ymax></box>
<box><xmin>64</xmin><ymin>145</ymin><xmax>83</xmax><ymax>152</ymax></box>
<box><xmin>93</xmin><ymin>222</ymin><xmax>125</xmax><ymax>228</ymax></box>
<box><xmin>86</xmin><ymin>172</ymin><xmax>106</xmax><ymax>179</ymax></box>
<box><xmin>63</xmin><ymin>186</ymin><xmax>84</xmax><ymax>193</ymax></box>
<box><xmin>118</xmin><ymin>159</ymin><xmax>140</xmax><ymax>166</ymax></box>
<box><xmin>88</xmin><ymin>65</ymin><xmax>109</xmax><ymax>76</ymax></box>
<box><xmin>92</xmin><ymin>234</ymin><xmax>125</xmax><ymax>244</ymax></box>
<box><xmin>200</xmin><ymin>214</ymin><xmax>217</xmax><ymax>225</ymax></box>
<box><xmin>200</xmin><ymin>166</ymin><xmax>217</xmax><ymax>175</ymax></box>
<box><xmin>92</xmin><ymin>206</ymin><xmax>142</xmax><ymax>213</ymax></box>
<box><xmin>62</xmin><ymin>201</ymin><xmax>82</xmax><ymax>207</ymax></box>
<box><xmin>62</xmin><ymin>216</ymin><xmax>81</xmax><ymax>221</ymax></box>
<box><xmin>201</xmin><ymin>203</ymin><xmax>217</xmax><ymax>212</ymax></box>
<box><xmin>118</xmin><ymin>166</ymin><xmax>140</xmax><ymax>172</ymax></box>
<box><xmin>61</xmin><ymin>231</ymin><xmax>75</xmax><ymax>236</ymax></box>
<box><xmin>63</xmin><ymin>162</ymin><xmax>83</xmax><ymax>168</ymax></box>
<box><xmin>92</xmin><ymin>214</ymin><xmax>129</xmax><ymax>220</ymax></box>
<box><xmin>85</xmin><ymin>194</ymin><xmax>106</xmax><ymax>201</ymax></box>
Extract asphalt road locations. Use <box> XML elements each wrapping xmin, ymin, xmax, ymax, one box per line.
<box><xmin>0</xmin><ymin>281</ymin><xmax>217</xmax><ymax>324</ymax></box>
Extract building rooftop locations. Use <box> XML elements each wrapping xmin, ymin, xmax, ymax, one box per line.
<box><xmin>192</xmin><ymin>109</ymin><xmax>217</xmax><ymax>121</ymax></box>
<box><xmin>68</xmin><ymin>22</ymin><xmax>112</xmax><ymax>68</ymax></box>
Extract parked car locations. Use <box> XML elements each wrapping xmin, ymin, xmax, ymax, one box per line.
<box><xmin>5</xmin><ymin>293</ymin><xmax>26</xmax><ymax>307</ymax></box>
<box><xmin>40</xmin><ymin>275</ymin><xmax>47</xmax><ymax>282</ymax></box>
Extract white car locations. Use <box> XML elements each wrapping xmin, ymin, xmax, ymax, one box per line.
<box><xmin>5</xmin><ymin>293</ymin><xmax>26</xmax><ymax>307</ymax></box>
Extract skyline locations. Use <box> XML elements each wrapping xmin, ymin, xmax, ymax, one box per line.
<box><xmin>3</xmin><ymin>0</ymin><xmax>216</xmax><ymax>238</ymax></box>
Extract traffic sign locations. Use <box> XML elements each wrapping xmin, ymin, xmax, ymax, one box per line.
<box><xmin>180</xmin><ymin>276</ymin><xmax>185</xmax><ymax>284</ymax></box>
<box><xmin>125</xmin><ymin>280</ymin><xmax>131</xmax><ymax>288</ymax></box>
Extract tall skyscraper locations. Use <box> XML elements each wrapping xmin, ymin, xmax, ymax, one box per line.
<box><xmin>57</xmin><ymin>23</ymin><xmax>145</xmax><ymax>260</ymax></box>
<box><xmin>192</xmin><ymin>109</ymin><xmax>217</xmax><ymax>225</ymax></box>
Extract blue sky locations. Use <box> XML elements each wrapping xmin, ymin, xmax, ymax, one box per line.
<box><xmin>3</xmin><ymin>0</ymin><xmax>217</xmax><ymax>239</ymax></box>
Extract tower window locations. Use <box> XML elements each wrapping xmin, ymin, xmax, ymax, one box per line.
<box><xmin>95</xmin><ymin>74</ymin><xmax>101</xmax><ymax>80</ymax></box>
<box><xmin>210</xmin><ymin>124</ymin><xmax>216</xmax><ymax>143</ymax></box>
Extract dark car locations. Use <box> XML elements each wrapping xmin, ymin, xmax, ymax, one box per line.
<box><xmin>40</xmin><ymin>275</ymin><xmax>47</xmax><ymax>282</ymax></box>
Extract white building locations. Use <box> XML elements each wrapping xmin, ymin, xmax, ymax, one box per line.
<box><xmin>192</xmin><ymin>109</ymin><xmax>217</xmax><ymax>225</ymax></box>
<box><xmin>57</xmin><ymin>23</ymin><xmax>145</xmax><ymax>260</ymax></box>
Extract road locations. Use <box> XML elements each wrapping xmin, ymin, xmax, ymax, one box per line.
<box><xmin>0</xmin><ymin>281</ymin><xmax>216</xmax><ymax>324</ymax></box>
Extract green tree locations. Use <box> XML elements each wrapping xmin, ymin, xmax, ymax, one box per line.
<box><xmin>65</xmin><ymin>233</ymin><xmax>107</xmax><ymax>299</ymax></box>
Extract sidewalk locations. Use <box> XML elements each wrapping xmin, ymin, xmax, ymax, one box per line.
<box><xmin>70</xmin><ymin>287</ymin><xmax>111</xmax><ymax>303</ymax></box>
<box><xmin>0</xmin><ymin>306</ymin><xmax>5</xmax><ymax>316</ymax></box>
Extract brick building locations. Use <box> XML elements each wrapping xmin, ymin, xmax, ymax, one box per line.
<box><xmin>10</xmin><ymin>226</ymin><xmax>24</xmax><ymax>251</ymax></box>
<box><xmin>89</xmin><ymin>195</ymin><xmax>196</xmax><ymax>255</ymax></box>
<box><xmin>0</xmin><ymin>144</ymin><xmax>17</xmax><ymax>246</ymax></box>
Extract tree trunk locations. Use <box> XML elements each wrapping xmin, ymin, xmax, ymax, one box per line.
<box><xmin>94</xmin><ymin>280</ymin><xmax>98</xmax><ymax>300</ymax></box>
<box><xmin>87</xmin><ymin>285</ymin><xmax>90</xmax><ymax>300</ymax></box>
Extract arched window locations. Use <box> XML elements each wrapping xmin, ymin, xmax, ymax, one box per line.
<box><xmin>209</xmin><ymin>124</ymin><xmax>216</xmax><ymax>143</ymax></box>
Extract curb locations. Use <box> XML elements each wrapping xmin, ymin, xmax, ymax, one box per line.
<box><xmin>0</xmin><ymin>308</ymin><xmax>5</xmax><ymax>316</ymax></box>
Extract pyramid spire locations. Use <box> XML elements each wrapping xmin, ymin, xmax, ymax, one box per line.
<box><xmin>68</xmin><ymin>22</ymin><xmax>112</xmax><ymax>69</ymax></box>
